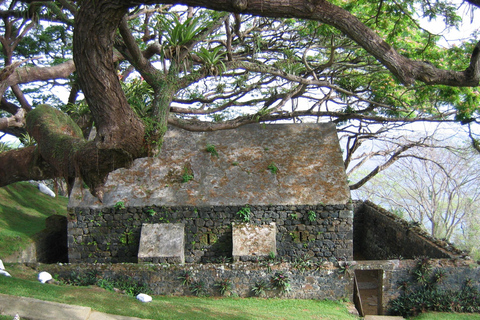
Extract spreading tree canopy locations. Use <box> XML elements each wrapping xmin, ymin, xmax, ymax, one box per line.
<box><xmin>0</xmin><ymin>0</ymin><xmax>479</xmax><ymax>199</ymax></box>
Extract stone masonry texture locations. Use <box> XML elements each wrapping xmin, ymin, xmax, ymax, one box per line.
<box><xmin>68</xmin><ymin>204</ymin><xmax>354</xmax><ymax>263</ymax></box>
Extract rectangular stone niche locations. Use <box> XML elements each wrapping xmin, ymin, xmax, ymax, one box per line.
<box><xmin>138</xmin><ymin>223</ymin><xmax>185</xmax><ymax>264</ymax></box>
<box><xmin>232</xmin><ymin>222</ymin><xmax>276</xmax><ymax>261</ymax></box>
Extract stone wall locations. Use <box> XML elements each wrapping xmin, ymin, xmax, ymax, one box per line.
<box><xmin>354</xmin><ymin>259</ymin><xmax>480</xmax><ymax>314</ymax></box>
<box><xmin>68</xmin><ymin>203</ymin><xmax>354</xmax><ymax>264</ymax></box>
<box><xmin>45</xmin><ymin>261</ymin><xmax>353</xmax><ymax>300</ymax></box>
<box><xmin>353</xmin><ymin>201</ymin><xmax>464</xmax><ymax>260</ymax></box>
<box><xmin>43</xmin><ymin>258</ymin><xmax>480</xmax><ymax>308</ymax></box>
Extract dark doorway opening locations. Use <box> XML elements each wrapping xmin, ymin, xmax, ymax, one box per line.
<box><xmin>354</xmin><ymin>269</ymin><xmax>383</xmax><ymax>316</ymax></box>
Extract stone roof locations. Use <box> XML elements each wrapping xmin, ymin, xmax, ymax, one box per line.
<box><xmin>69</xmin><ymin>123</ymin><xmax>350</xmax><ymax>208</ymax></box>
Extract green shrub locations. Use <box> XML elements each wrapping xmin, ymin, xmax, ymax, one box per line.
<box><xmin>178</xmin><ymin>270</ymin><xmax>193</xmax><ymax>286</ymax></box>
<box><xmin>98</xmin><ymin>275</ymin><xmax>151</xmax><ymax>297</ymax></box>
<box><xmin>251</xmin><ymin>280</ymin><xmax>269</xmax><ymax>297</ymax></box>
<box><xmin>388</xmin><ymin>258</ymin><xmax>480</xmax><ymax>317</ymax></box>
<box><xmin>389</xmin><ymin>282</ymin><xmax>480</xmax><ymax>317</ymax></box>
<box><xmin>214</xmin><ymin>278</ymin><xmax>232</xmax><ymax>296</ymax></box>
<box><xmin>190</xmin><ymin>280</ymin><xmax>207</xmax><ymax>296</ymax></box>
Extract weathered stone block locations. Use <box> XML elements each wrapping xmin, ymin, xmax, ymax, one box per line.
<box><xmin>138</xmin><ymin>223</ymin><xmax>185</xmax><ymax>264</ymax></box>
<box><xmin>232</xmin><ymin>222</ymin><xmax>276</xmax><ymax>260</ymax></box>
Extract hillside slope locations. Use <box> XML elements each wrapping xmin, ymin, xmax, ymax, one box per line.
<box><xmin>0</xmin><ymin>182</ymin><xmax>68</xmax><ymax>257</ymax></box>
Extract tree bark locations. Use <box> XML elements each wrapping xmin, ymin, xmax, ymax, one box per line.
<box><xmin>0</xmin><ymin>146</ymin><xmax>56</xmax><ymax>186</ymax></box>
<box><xmin>73</xmin><ymin>0</ymin><xmax>144</xmax><ymax>157</ymax></box>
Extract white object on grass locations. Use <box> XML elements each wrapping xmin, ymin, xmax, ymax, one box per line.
<box><xmin>38</xmin><ymin>271</ymin><xmax>53</xmax><ymax>283</ymax></box>
<box><xmin>0</xmin><ymin>269</ymin><xmax>11</xmax><ymax>277</ymax></box>
<box><xmin>0</xmin><ymin>258</ymin><xmax>4</xmax><ymax>270</ymax></box>
<box><xmin>136</xmin><ymin>293</ymin><xmax>152</xmax><ymax>303</ymax></box>
<box><xmin>38</xmin><ymin>183</ymin><xmax>56</xmax><ymax>197</ymax></box>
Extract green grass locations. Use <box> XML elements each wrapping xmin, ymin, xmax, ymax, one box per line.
<box><xmin>0</xmin><ymin>266</ymin><xmax>358</xmax><ymax>320</ymax></box>
<box><xmin>0</xmin><ymin>182</ymin><xmax>68</xmax><ymax>257</ymax></box>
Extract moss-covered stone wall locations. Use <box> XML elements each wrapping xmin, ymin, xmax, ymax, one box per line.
<box><xmin>68</xmin><ymin>203</ymin><xmax>354</xmax><ymax>263</ymax></box>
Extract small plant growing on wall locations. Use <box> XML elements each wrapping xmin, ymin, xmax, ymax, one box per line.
<box><xmin>119</xmin><ymin>230</ymin><xmax>133</xmax><ymax>245</ymax></box>
<box><xmin>307</xmin><ymin>210</ymin><xmax>317</xmax><ymax>222</ymax></box>
<box><xmin>146</xmin><ymin>209</ymin><xmax>156</xmax><ymax>216</ymax></box>
<box><xmin>337</xmin><ymin>258</ymin><xmax>355</xmax><ymax>274</ymax></box>
<box><xmin>114</xmin><ymin>201</ymin><xmax>125</xmax><ymax>210</ymax></box>
<box><xmin>214</xmin><ymin>278</ymin><xmax>232</xmax><ymax>296</ymax></box>
<box><xmin>251</xmin><ymin>280</ymin><xmax>269</xmax><ymax>297</ymax></box>
<box><xmin>236</xmin><ymin>205</ymin><xmax>251</xmax><ymax>222</ymax></box>
<box><xmin>267</xmin><ymin>162</ymin><xmax>279</xmax><ymax>174</ymax></box>
<box><xmin>271</xmin><ymin>271</ymin><xmax>291</xmax><ymax>294</ymax></box>
<box><xmin>205</xmin><ymin>143</ymin><xmax>219</xmax><ymax>157</ymax></box>
<box><xmin>181</xmin><ymin>166</ymin><xmax>194</xmax><ymax>183</ymax></box>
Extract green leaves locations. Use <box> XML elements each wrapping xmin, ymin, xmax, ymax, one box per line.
<box><xmin>159</xmin><ymin>14</ymin><xmax>205</xmax><ymax>48</ymax></box>
<box><xmin>196</xmin><ymin>46</ymin><xmax>226</xmax><ymax>76</ymax></box>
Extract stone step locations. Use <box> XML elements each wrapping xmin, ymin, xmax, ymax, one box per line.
<box><xmin>0</xmin><ymin>293</ymin><xmax>151</xmax><ymax>320</ymax></box>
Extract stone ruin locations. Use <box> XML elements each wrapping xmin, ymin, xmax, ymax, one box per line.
<box><xmin>52</xmin><ymin>122</ymin><xmax>477</xmax><ymax>316</ymax></box>
<box><xmin>66</xmin><ymin>122</ymin><xmax>467</xmax><ymax>265</ymax></box>
<box><xmin>68</xmin><ymin>123</ymin><xmax>353</xmax><ymax>263</ymax></box>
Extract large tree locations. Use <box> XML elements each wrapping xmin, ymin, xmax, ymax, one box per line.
<box><xmin>0</xmin><ymin>0</ymin><xmax>479</xmax><ymax>199</ymax></box>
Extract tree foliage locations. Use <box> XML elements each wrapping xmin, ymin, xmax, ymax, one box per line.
<box><xmin>0</xmin><ymin>0</ymin><xmax>479</xmax><ymax>197</ymax></box>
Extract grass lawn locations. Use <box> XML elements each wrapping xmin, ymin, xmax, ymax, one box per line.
<box><xmin>0</xmin><ymin>182</ymin><xmax>69</xmax><ymax>257</ymax></box>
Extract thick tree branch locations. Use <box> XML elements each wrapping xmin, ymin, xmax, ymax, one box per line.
<box><xmin>0</xmin><ymin>146</ymin><xmax>56</xmax><ymax>186</ymax></box>
<box><xmin>144</xmin><ymin>0</ymin><xmax>480</xmax><ymax>87</ymax></box>
<box><xmin>0</xmin><ymin>60</ymin><xmax>75</xmax><ymax>98</ymax></box>
<box><xmin>73</xmin><ymin>0</ymin><xmax>144</xmax><ymax>156</ymax></box>
<box><xmin>0</xmin><ymin>108</ymin><xmax>24</xmax><ymax>131</ymax></box>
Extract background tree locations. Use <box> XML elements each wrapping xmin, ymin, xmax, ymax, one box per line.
<box><xmin>0</xmin><ymin>0</ymin><xmax>479</xmax><ymax>198</ymax></box>
<box><xmin>354</xmin><ymin>145</ymin><xmax>480</xmax><ymax>256</ymax></box>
